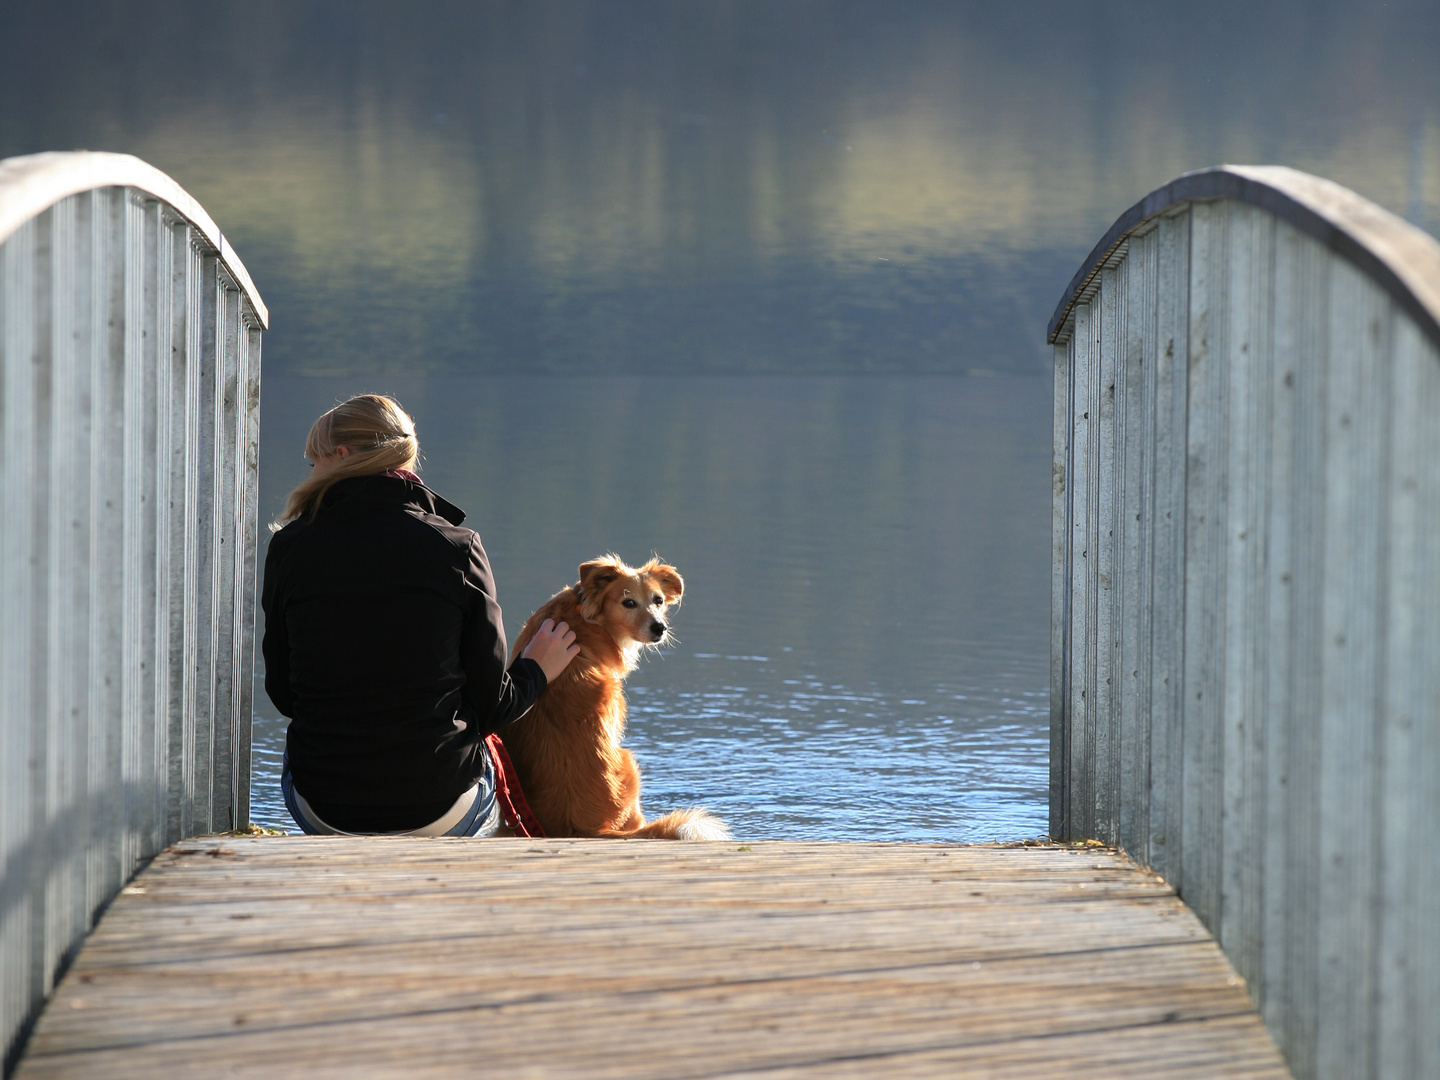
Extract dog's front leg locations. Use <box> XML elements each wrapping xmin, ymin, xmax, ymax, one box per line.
<box><xmin>601</xmin><ymin>748</ymin><xmax>644</xmax><ymax>832</ymax></box>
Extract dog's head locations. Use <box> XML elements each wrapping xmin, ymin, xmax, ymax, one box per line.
<box><xmin>577</xmin><ymin>554</ymin><xmax>684</xmax><ymax>650</ymax></box>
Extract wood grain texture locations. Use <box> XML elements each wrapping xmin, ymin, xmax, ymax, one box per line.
<box><xmin>1378</xmin><ymin>316</ymin><xmax>1440</xmax><ymax>1079</ymax></box>
<box><xmin>1066</xmin><ymin>304</ymin><xmax>1094</xmax><ymax>842</ymax></box>
<box><xmin>1180</xmin><ymin>199</ymin><xmax>1227</xmax><ymax>935</ymax></box>
<box><xmin>1314</xmin><ymin>256</ymin><xmax>1390</xmax><ymax>1079</ymax></box>
<box><xmin>1051</xmin><ymin>171</ymin><xmax>1440</xmax><ymax>1079</ymax></box>
<box><xmin>11</xmin><ymin>839</ymin><xmax>1292</xmax><ymax>1080</ymax></box>
<box><xmin>1</xmin><ymin>167</ymin><xmax>265</xmax><ymax>1072</ymax></box>
<box><xmin>1116</xmin><ymin>227</ymin><xmax>1153</xmax><ymax>862</ymax></box>
<box><xmin>1216</xmin><ymin>201</ymin><xmax>1272</xmax><ymax>998</ymax></box>
<box><xmin>1096</xmin><ymin>261</ymin><xmax>1123</xmax><ymax>846</ymax></box>
<box><xmin>1258</xmin><ymin>216</ymin><xmax>1304</xmax><ymax>1075</ymax></box>
<box><xmin>1148</xmin><ymin>209</ymin><xmax>1190</xmax><ymax>886</ymax></box>
<box><xmin>1267</xmin><ymin>217</ymin><xmax>1330</xmax><ymax>1080</ymax></box>
<box><xmin>1050</xmin><ymin>340</ymin><xmax>1070</xmax><ymax>840</ymax></box>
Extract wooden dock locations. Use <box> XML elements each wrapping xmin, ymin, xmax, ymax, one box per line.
<box><xmin>13</xmin><ymin>837</ymin><xmax>1289</xmax><ymax>1078</ymax></box>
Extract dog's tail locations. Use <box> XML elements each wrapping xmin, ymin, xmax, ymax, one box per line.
<box><xmin>601</xmin><ymin>808</ymin><xmax>731</xmax><ymax>841</ymax></box>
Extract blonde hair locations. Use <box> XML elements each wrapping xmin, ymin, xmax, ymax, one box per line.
<box><xmin>270</xmin><ymin>394</ymin><xmax>420</xmax><ymax>531</ymax></box>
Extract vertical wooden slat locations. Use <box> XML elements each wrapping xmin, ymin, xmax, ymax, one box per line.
<box><xmin>209</xmin><ymin>282</ymin><xmax>241</xmax><ymax>832</ymax></box>
<box><xmin>1376</xmin><ymin>318</ymin><xmax>1436</xmax><ymax>1080</ymax></box>
<box><xmin>1390</xmin><ymin>323</ymin><xmax>1438</xmax><ymax>1079</ymax></box>
<box><xmin>29</xmin><ymin>209</ymin><xmax>55</xmax><ymax>1009</ymax></box>
<box><xmin>0</xmin><ymin>217</ymin><xmax>16</xmax><ymax>1073</ymax></box>
<box><xmin>1084</xmin><ymin>296</ymin><xmax>1104</xmax><ymax>842</ymax></box>
<box><xmin>1066</xmin><ymin>302</ymin><xmax>1094</xmax><ymax>841</ymax></box>
<box><xmin>1315</xmin><ymin>259</ymin><xmax>1391</xmax><ymax>1080</ymax></box>
<box><xmin>1117</xmin><ymin>228</ymin><xmax>1154</xmax><ymax>859</ymax></box>
<box><xmin>1217</xmin><ymin>202</ymin><xmax>1273</xmax><ymax>991</ymax></box>
<box><xmin>164</xmin><ymin>220</ymin><xmax>192</xmax><ymax>843</ymax></box>
<box><xmin>185</xmin><ymin>248</ymin><xmax>217</xmax><ymax>835</ymax></box>
<box><xmin>1050</xmin><ymin>335</ymin><xmax>1072</xmax><ymax>840</ymax></box>
<box><xmin>140</xmin><ymin>200</ymin><xmax>170</xmax><ymax>858</ymax></box>
<box><xmin>88</xmin><ymin>188</ymin><xmax>126</xmax><ymax>917</ymax></box>
<box><xmin>40</xmin><ymin>197</ymin><xmax>86</xmax><ymax>1011</ymax></box>
<box><xmin>1257</xmin><ymin>222</ymin><xmax>1295</xmax><ymax>1051</ymax></box>
<box><xmin>1260</xmin><ymin>217</ymin><xmax>1328</xmax><ymax>1077</ymax></box>
<box><xmin>1413</xmin><ymin>328</ymin><xmax>1440</xmax><ymax>1079</ymax></box>
<box><xmin>1180</xmin><ymin>199</ymin><xmax>1228</xmax><ymax>933</ymax></box>
<box><xmin>234</xmin><ymin>323</ymin><xmax>262</xmax><ymax>829</ymax></box>
<box><xmin>1147</xmin><ymin>209</ymin><xmax>1189</xmax><ymax>884</ymax></box>
<box><xmin>1094</xmin><ymin>262</ymin><xmax>1122</xmax><ymax>846</ymax></box>
<box><xmin>1292</xmin><ymin>222</ymin><xmax>1332</xmax><ymax>1080</ymax></box>
<box><xmin>1</xmin><ymin>216</ymin><xmax>42</xmax><ymax>1073</ymax></box>
<box><xmin>121</xmin><ymin>191</ymin><xmax>147</xmax><ymax>872</ymax></box>
<box><xmin>27</xmin><ymin>210</ymin><xmax>55</xmax><ymax>1010</ymax></box>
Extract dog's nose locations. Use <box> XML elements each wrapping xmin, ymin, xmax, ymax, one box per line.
<box><xmin>650</xmin><ymin>621</ymin><xmax>667</xmax><ymax>638</ymax></box>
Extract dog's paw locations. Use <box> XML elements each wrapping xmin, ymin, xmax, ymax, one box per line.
<box><xmin>675</xmin><ymin>813</ymin><xmax>732</xmax><ymax>842</ymax></box>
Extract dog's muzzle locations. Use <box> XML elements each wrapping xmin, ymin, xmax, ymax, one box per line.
<box><xmin>649</xmin><ymin>620</ymin><xmax>667</xmax><ymax>641</ymax></box>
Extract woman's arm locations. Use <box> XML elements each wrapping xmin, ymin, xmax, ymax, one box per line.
<box><xmin>260</xmin><ymin>534</ymin><xmax>297</xmax><ymax>717</ymax></box>
<box><xmin>459</xmin><ymin>534</ymin><xmax>569</xmax><ymax>733</ymax></box>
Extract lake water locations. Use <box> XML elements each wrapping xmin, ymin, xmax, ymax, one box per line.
<box><xmin>5</xmin><ymin>0</ymin><xmax>1436</xmax><ymax>838</ymax></box>
<box><xmin>251</xmin><ymin>372</ymin><xmax>1053</xmax><ymax>839</ymax></box>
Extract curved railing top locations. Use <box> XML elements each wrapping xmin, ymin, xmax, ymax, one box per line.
<box><xmin>0</xmin><ymin>150</ymin><xmax>268</xmax><ymax>328</ymax></box>
<box><xmin>1048</xmin><ymin>164</ymin><xmax>1440</xmax><ymax>351</ymax></box>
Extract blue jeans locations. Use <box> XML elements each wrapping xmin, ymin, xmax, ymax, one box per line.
<box><xmin>281</xmin><ymin>743</ymin><xmax>498</xmax><ymax>836</ymax></box>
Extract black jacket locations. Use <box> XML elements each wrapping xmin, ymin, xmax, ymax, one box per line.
<box><xmin>261</xmin><ymin>473</ymin><xmax>546</xmax><ymax>830</ymax></box>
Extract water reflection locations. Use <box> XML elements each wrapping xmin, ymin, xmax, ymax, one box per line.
<box><xmin>3</xmin><ymin>2</ymin><xmax>1436</xmax><ymax>376</ymax></box>
<box><xmin>251</xmin><ymin>373</ymin><xmax>1053</xmax><ymax>839</ymax></box>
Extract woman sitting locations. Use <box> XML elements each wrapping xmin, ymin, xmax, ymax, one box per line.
<box><xmin>262</xmin><ymin>394</ymin><xmax>577</xmax><ymax>836</ymax></box>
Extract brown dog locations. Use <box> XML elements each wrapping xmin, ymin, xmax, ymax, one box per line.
<box><xmin>503</xmin><ymin>555</ymin><xmax>729</xmax><ymax>840</ymax></box>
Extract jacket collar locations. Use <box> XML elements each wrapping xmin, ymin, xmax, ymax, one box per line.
<box><xmin>322</xmin><ymin>473</ymin><xmax>467</xmax><ymax>525</ymax></box>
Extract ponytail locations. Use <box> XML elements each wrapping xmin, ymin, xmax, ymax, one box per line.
<box><xmin>270</xmin><ymin>394</ymin><xmax>420</xmax><ymax>532</ymax></box>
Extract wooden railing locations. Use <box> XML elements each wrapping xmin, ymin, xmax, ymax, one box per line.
<box><xmin>0</xmin><ymin>152</ymin><xmax>267</xmax><ymax>1072</ymax></box>
<box><xmin>1049</xmin><ymin>165</ymin><xmax>1440</xmax><ymax>1080</ymax></box>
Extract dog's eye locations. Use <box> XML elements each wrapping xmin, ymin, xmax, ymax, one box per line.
<box><xmin>652</xmin><ymin>596</ymin><xmax>663</xmax><ymax>606</ymax></box>
<box><xmin>622</xmin><ymin>598</ymin><xmax>638</xmax><ymax>609</ymax></box>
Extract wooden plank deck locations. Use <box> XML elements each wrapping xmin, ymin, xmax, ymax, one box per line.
<box><xmin>14</xmin><ymin>838</ymin><xmax>1291</xmax><ymax>1078</ymax></box>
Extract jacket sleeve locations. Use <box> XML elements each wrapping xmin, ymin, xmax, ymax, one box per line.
<box><xmin>260</xmin><ymin>531</ymin><xmax>297</xmax><ymax>718</ymax></box>
<box><xmin>458</xmin><ymin>533</ymin><xmax>547</xmax><ymax>734</ymax></box>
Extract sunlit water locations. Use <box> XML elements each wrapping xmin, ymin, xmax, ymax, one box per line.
<box><xmin>251</xmin><ymin>373</ymin><xmax>1052</xmax><ymax>840</ymax></box>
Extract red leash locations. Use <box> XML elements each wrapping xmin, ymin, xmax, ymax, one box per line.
<box><xmin>485</xmin><ymin>734</ymin><xmax>546</xmax><ymax>838</ymax></box>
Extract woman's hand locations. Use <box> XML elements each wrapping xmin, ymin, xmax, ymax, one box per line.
<box><xmin>522</xmin><ymin>619</ymin><xmax>581</xmax><ymax>684</ymax></box>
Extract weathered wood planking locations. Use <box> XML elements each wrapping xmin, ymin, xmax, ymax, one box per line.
<box><xmin>14</xmin><ymin>838</ymin><xmax>1290</xmax><ymax>1079</ymax></box>
<box><xmin>1049</xmin><ymin>166</ymin><xmax>1440</xmax><ymax>1080</ymax></box>
<box><xmin>1</xmin><ymin>152</ymin><xmax>266</xmax><ymax>1073</ymax></box>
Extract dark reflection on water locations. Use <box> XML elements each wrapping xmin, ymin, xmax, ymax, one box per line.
<box><xmin>5</xmin><ymin>1</ymin><xmax>1437</xmax><ymax>837</ymax></box>
<box><xmin>251</xmin><ymin>374</ymin><xmax>1052</xmax><ymax>839</ymax></box>
<box><xmin>3</xmin><ymin>2</ymin><xmax>1435</xmax><ymax>378</ymax></box>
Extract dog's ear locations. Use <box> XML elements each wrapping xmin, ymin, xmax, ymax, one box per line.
<box><xmin>578</xmin><ymin>558</ymin><xmax>622</xmax><ymax>620</ymax></box>
<box><xmin>648</xmin><ymin>564</ymin><xmax>684</xmax><ymax>605</ymax></box>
